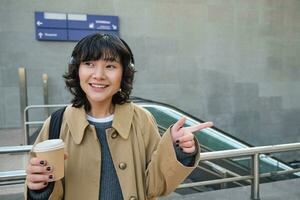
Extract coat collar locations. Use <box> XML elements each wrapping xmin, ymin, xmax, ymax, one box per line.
<box><xmin>112</xmin><ymin>102</ymin><xmax>134</xmax><ymax>140</ymax></box>
<box><xmin>65</xmin><ymin>103</ymin><xmax>134</xmax><ymax>144</ymax></box>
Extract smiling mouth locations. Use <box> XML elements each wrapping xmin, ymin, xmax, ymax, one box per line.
<box><xmin>89</xmin><ymin>83</ymin><xmax>108</xmax><ymax>88</ymax></box>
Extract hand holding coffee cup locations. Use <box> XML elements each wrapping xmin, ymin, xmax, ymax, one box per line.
<box><xmin>26</xmin><ymin>139</ymin><xmax>65</xmax><ymax>190</ymax></box>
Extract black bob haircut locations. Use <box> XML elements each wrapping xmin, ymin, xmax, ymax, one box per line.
<box><xmin>63</xmin><ymin>33</ymin><xmax>136</xmax><ymax>112</ymax></box>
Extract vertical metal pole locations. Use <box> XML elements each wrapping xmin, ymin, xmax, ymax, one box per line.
<box><xmin>251</xmin><ymin>154</ymin><xmax>260</xmax><ymax>200</ymax></box>
<box><xmin>220</xmin><ymin>172</ymin><xmax>227</xmax><ymax>189</ymax></box>
<box><xmin>42</xmin><ymin>73</ymin><xmax>49</xmax><ymax>118</ymax></box>
<box><xmin>18</xmin><ymin>68</ymin><xmax>28</xmax><ymax>145</ymax></box>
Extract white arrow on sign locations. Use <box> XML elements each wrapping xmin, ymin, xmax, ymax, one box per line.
<box><xmin>36</xmin><ymin>21</ymin><xmax>43</xmax><ymax>26</ymax></box>
<box><xmin>38</xmin><ymin>32</ymin><xmax>43</xmax><ymax>39</ymax></box>
<box><xmin>112</xmin><ymin>24</ymin><xmax>117</xmax><ymax>30</ymax></box>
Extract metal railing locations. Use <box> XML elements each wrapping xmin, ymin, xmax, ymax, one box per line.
<box><xmin>24</xmin><ymin>104</ymin><xmax>69</xmax><ymax>145</ymax></box>
<box><xmin>179</xmin><ymin>142</ymin><xmax>300</xmax><ymax>199</ymax></box>
<box><xmin>1</xmin><ymin>143</ymin><xmax>300</xmax><ymax>199</ymax></box>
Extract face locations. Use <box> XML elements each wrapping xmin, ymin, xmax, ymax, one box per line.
<box><xmin>78</xmin><ymin>59</ymin><xmax>123</xmax><ymax>108</ymax></box>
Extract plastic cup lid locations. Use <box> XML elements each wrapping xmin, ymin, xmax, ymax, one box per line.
<box><xmin>33</xmin><ymin>139</ymin><xmax>65</xmax><ymax>152</ymax></box>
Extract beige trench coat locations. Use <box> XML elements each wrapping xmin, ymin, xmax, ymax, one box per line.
<box><xmin>26</xmin><ymin>102</ymin><xmax>200</xmax><ymax>200</ymax></box>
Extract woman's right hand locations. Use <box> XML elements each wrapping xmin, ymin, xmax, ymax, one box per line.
<box><xmin>26</xmin><ymin>157</ymin><xmax>54</xmax><ymax>190</ymax></box>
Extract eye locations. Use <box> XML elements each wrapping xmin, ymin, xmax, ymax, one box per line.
<box><xmin>106</xmin><ymin>65</ymin><xmax>116</xmax><ymax>70</ymax></box>
<box><xmin>83</xmin><ymin>62</ymin><xmax>94</xmax><ymax>68</ymax></box>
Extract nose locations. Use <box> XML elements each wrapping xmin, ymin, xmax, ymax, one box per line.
<box><xmin>92</xmin><ymin>66</ymin><xmax>106</xmax><ymax>79</ymax></box>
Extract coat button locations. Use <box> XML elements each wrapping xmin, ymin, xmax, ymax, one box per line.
<box><xmin>129</xmin><ymin>196</ymin><xmax>137</xmax><ymax>200</ymax></box>
<box><xmin>111</xmin><ymin>132</ymin><xmax>118</xmax><ymax>139</ymax></box>
<box><xmin>119</xmin><ymin>162</ymin><xmax>127</xmax><ymax>170</ymax></box>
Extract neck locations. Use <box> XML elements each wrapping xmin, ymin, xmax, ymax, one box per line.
<box><xmin>89</xmin><ymin>101</ymin><xmax>114</xmax><ymax>118</ymax></box>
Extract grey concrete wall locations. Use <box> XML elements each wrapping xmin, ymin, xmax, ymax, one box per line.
<box><xmin>0</xmin><ymin>0</ymin><xmax>300</xmax><ymax>161</ymax></box>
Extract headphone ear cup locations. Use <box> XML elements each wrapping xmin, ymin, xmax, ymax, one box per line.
<box><xmin>69</xmin><ymin>56</ymin><xmax>75</xmax><ymax>65</ymax></box>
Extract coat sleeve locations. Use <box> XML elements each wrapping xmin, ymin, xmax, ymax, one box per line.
<box><xmin>143</xmin><ymin>112</ymin><xmax>200</xmax><ymax>198</ymax></box>
<box><xmin>24</xmin><ymin>117</ymin><xmax>64</xmax><ymax>200</ymax></box>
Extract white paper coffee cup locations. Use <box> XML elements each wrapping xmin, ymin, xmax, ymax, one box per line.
<box><xmin>33</xmin><ymin>139</ymin><xmax>65</xmax><ymax>181</ymax></box>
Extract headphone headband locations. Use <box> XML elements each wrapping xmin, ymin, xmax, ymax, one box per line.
<box><xmin>120</xmin><ymin>38</ymin><xmax>135</xmax><ymax>66</ymax></box>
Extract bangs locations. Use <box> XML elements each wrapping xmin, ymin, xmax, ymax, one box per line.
<box><xmin>72</xmin><ymin>33</ymin><xmax>132</xmax><ymax>68</ymax></box>
<box><xmin>79</xmin><ymin>36</ymin><xmax>122</xmax><ymax>62</ymax></box>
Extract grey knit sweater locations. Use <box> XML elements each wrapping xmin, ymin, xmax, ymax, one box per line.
<box><xmin>88</xmin><ymin>117</ymin><xmax>123</xmax><ymax>200</ymax></box>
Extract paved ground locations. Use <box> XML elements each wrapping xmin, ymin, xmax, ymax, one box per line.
<box><xmin>160</xmin><ymin>178</ymin><xmax>300</xmax><ymax>200</ymax></box>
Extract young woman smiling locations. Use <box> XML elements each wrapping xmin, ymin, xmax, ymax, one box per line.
<box><xmin>25</xmin><ymin>33</ymin><xmax>213</xmax><ymax>200</ymax></box>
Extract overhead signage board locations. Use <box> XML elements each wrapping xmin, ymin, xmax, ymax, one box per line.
<box><xmin>68</xmin><ymin>14</ymin><xmax>118</xmax><ymax>31</ymax></box>
<box><xmin>34</xmin><ymin>11</ymin><xmax>119</xmax><ymax>41</ymax></box>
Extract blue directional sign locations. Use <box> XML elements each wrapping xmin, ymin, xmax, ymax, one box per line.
<box><xmin>35</xmin><ymin>11</ymin><xmax>119</xmax><ymax>41</ymax></box>
<box><xmin>68</xmin><ymin>29</ymin><xmax>97</xmax><ymax>41</ymax></box>
<box><xmin>36</xmin><ymin>28</ymin><xmax>68</xmax><ymax>41</ymax></box>
<box><xmin>68</xmin><ymin>14</ymin><xmax>119</xmax><ymax>31</ymax></box>
<box><xmin>35</xmin><ymin>12</ymin><xmax>67</xmax><ymax>29</ymax></box>
<box><xmin>89</xmin><ymin>15</ymin><xmax>118</xmax><ymax>31</ymax></box>
<box><xmin>67</xmin><ymin>14</ymin><xmax>90</xmax><ymax>30</ymax></box>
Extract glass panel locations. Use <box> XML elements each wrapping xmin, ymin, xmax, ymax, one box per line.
<box><xmin>143</xmin><ymin>104</ymin><xmax>298</xmax><ymax>178</ymax></box>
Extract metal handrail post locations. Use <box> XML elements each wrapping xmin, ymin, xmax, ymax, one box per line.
<box><xmin>19</xmin><ymin>67</ymin><xmax>28</xmax><ymax>145</ymax></box>
<box><xmin>24</xmin><ymin>108</ymin><xmax>29</xmax><ymax>145</ymax></box>
<box><xmin>220</xmin><ymin>172</ymin><xmax>228</xmax><ymax>189</ymax></box>
<box><xmin>42</xmin><ymin>74</ymin><xmax>49</xmax><ymax>119</ymax></box>
<box><xmin>251</xmin><ymin>153</ymin><xmax>260</xmax><ymax>200</ymax></box>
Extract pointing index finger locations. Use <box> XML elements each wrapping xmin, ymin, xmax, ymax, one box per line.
<box><xmin>185</xmin><ymin>122</ymin><xmax>214</xmax><ymax>133</ymax></box>
<box><xmin>173</xmin><ymin>117</ymin><xmax>186</xmax><ymax>132</ymax></box>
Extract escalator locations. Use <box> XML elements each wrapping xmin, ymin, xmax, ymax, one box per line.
<box><xmin>135</xmin><ymin>97</ymin><xmax>299</xmax><ymax>193</ymax></box>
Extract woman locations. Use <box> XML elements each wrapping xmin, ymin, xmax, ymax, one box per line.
<box><xmin>25</xmin><ymin>33</ymin><xmax>213</xmax><ymax>200</ymax></box>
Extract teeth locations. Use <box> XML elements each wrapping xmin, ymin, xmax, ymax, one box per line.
<box><xmin>91</xmin><ymin>83</ymin><xmax>106</xmax><ymax>88</ymax></box>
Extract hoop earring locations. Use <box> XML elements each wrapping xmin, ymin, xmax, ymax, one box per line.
<box><xmin>118</xmin><ymin>88</ymin><xmax>126</xmax><ymax>99</ymax></box>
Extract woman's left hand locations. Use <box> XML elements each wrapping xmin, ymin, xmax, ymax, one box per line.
<box><xmin>171</xmin><ymin>117</ymin><xmax>213</xmax><ymax>153</ymax></box>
